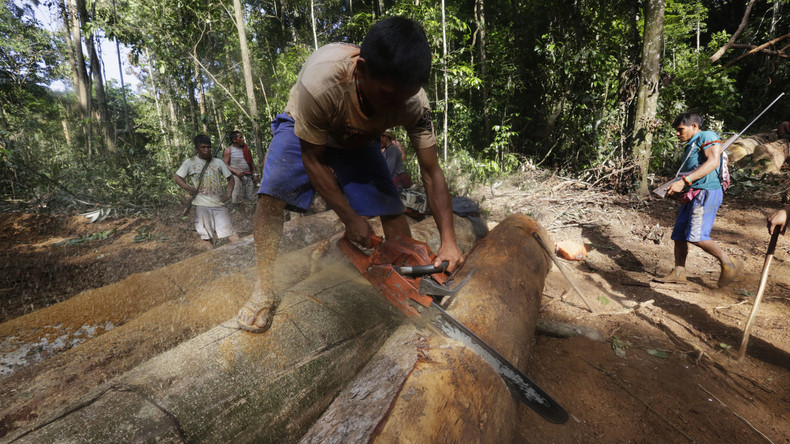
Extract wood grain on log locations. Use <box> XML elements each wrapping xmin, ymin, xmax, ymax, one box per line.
<box><xmin>302</xmin><ymin>214</ymin><xmax>553</xmax><ymax>442</ymax></box>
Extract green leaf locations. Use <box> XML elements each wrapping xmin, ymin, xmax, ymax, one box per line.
<box><xmin>646</xmin><ymin>349</ymin><xmax>668</xmax><ymax>359</ymax></box>
<box><xmin>597</xmin><ymin>296</ymin><xmax>610</xmax><ymax>306</ymax></box>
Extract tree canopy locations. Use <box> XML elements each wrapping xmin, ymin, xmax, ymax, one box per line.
<box><xmin>1</xmin><ymin>0</ymin><xmax>788</xmax><ymax>208</ymax></box>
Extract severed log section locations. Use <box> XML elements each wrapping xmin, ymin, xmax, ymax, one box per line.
<box><xmin>728</xmin><ymin>132</ymin><xmax>789</xmax><ymax>173</ymax></box>
<box><xmin>301</xmin><ymin>214</ymin><xmax>553</xmax><ymax>443</ymax></box>
<box><xmin>2</xmin><ymin>215</ymin><xmax>480</xmax><ymax>442</ymax></box>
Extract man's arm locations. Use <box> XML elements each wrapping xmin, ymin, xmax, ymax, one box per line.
<box><xmin>667</xmin><ymin>144</ymin><xmax>722</xmax><ymax>195</ymax></box>
<box><xmin>174</xmin><ymin>173</ymin><xmax>195</xmax><ymax>194</ymax></box>
<box><xmin>415</xmin><ymin>145</ymin><xmax>464</xmax><ymax>272</ymax></box>
<box><xmin>300</xmin><ymin>139</ymin><xmax>374</xmax><ymax>247</ymax></box>
<box><xmin>224</xmin><ymin>175</ymin><xmax>235</xmax><ymax>202</ymax></box>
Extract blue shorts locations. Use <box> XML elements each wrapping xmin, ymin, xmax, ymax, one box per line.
<box><xmin>258</xmin><ymin>114</ymin><xmax>404</xmax><ymax>216</ymax></box>
<box><xmin>671</xmin><ymin>188</ymin><xmax>723</xmax><ymax>242</ymax></box>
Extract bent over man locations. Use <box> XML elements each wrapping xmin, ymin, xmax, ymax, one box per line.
<box><xmin>237</xmin><ymin>17</ymin><xmax>464</xmax><ymax>332</ymax></box>
<box><xmin>656</xmin><ymin>112</ymin><xmax>739</xmax><ymax>287</ymax></box>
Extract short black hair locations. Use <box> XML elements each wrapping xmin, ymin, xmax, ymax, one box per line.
<box><xmin>672</xmin><ymin>112</ymin><xmax>704</xmax><ymax>128</ymax></box>
<box><xmin>360</xmin><ymin>16</ymin><xmax>431</xmax><ymax>88</ymax></box>
<box><xmin>193</xmin><ymin>134</ymin><xmax>211</xmax><ymax>148</ymax></box>
<box><xmin>229</xmin><ymin>131</ymin><xmax>242</xmax><ymax>141</ymax></box>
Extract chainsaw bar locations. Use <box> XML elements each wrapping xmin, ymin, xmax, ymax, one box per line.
<box><xmin>423</xmin><ymin>302</ymin><xmax>569</xmax><ymax>424</ymax></box>
<box><xmin>338</xmin><ymin>234</ymin><xmax>568</xmax><ymax>423</ymax></box>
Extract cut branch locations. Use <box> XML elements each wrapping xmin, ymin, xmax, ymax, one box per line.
<box><xmin>710</xmin><ymin>0</ymin><xmax>757</xmax><ymax>62</ymax></box>
<box><xmin>724</xmin><ymin>33</ymin><xmax>790</xmax><ymax>67</ymax></box>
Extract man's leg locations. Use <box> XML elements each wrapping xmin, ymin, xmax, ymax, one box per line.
<box><xmin>213</xmin><ymin>206</ymin><xmax>239</xmax><ymax>243</ymax></box>
<box><xmin>693</xmin><ymin>239</ymin><xmax>738</xmax><ymax>287</ymax></box>
<box><xmin>380</xmin><ymin>213</ymin><xmax>411</xmax><ymax>239</ymax></box>
<box><xmin>655</xmin><ymin>239</ymin><xmax>689</xmax><ymax>283</ymax></box>
<box><xmin>237</xmin><ymin>194</ymin><xmax>287</xmax><ymax>332</ymax></box>
<box><xmin>674</xmin><ymin>239</ymin><xmax>689</xmax><ymax>268</ymax></box>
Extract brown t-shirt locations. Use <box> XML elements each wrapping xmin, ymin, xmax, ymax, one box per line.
<box><xmin>284</xmin><ymin>43</ymin><xmax>436</xmax><ymax>151</ymax></box>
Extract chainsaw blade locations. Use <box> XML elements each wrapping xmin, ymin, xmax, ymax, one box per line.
<box><xmin>424</xmin><ymin>302</ymin><xmax>569</xmax><ymax>424</ymax></box>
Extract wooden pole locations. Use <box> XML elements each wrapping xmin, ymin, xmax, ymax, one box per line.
<box><xmin>737</xmin><ymin>228</ymin><xmax>781</xmax><ymax>361</ymax></box>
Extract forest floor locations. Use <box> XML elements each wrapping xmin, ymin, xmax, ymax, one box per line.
<box><xmin>2</xmin><ymin>168</ymin><xmax>790</xmax><ymax>443</ymax></box>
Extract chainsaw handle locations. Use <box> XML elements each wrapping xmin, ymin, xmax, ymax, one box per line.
<box><xmin>395</xmin><ymin>261</ymin><xmax>449</xmax><ymax>276</ymax></box>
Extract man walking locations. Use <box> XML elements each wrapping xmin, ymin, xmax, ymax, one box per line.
<box><xmin>174</xmin><ymin>135</ymin><xmax>237</xmax><ymax>247</ymax></box>
<box><xmin>655</xmin><ymin>112</ymin><xmax>739</xmax><ymax>287</ymax></box>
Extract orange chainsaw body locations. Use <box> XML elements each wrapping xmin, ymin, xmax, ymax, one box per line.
<box><xmin>337</xmin><ymin>234</ymin><xmax>447</xmax><ymax>317</ymax></box>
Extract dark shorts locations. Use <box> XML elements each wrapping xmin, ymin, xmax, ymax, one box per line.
<box><xmin>258</xmin><ymin>114</ymin><xmax>404</xmax><ymax>216</ymax></box>
<box><xmin>671</xmin><ymin>188</ymin><xmax>723</xmax><ymax>242</ymax></box>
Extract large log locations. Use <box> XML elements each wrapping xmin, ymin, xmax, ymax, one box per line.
<box><xmin>301</xmin><ymin>214</ymin><xmax>553</xmax><ymax>442</ymax></box>
<box><xmin>7</xmin><ymin>263</ymin><xmax>400</xmax><ymax>443</ymax></box>
<box><xmin>727</xmin><ymin>132</ymin><xmax>789</xmax><ymax>173</ymax></box>
<box><xmin>1</xmin><ymin>215</ymin><xmax>480</xmax><ymax>441</ymax></box>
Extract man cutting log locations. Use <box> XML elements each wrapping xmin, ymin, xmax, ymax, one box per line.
<box><xmin>237</xmin><ymin>17</ymin><xmax>464</xmax><ymax>332</ymax></box>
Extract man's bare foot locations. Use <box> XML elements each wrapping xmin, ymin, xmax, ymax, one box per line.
<box><xmin>237</xmin><ymin>292</ymin><xmax>276</xmax><ymax>333</ymax></box>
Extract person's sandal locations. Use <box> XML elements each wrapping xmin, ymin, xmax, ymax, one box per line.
<box><xmin>717</xmin><ymin>259</ymin><xmax>740</xmax><ymax>288</ymax></box>
<box><xmin>653</xmin><ymin>269</ymin><xmax>687</xmax><ymax>284</ymax></box>
<box><xmin>237</xmin><ymin>302</ymin><xmax>276</xmax><ymax>333</ymax></box>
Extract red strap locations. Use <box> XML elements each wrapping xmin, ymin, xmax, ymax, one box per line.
<box><xmin>699</xmin><ymin>140</ymin><xmax>722</xmax><ymax>150</ymax></box>
<box><xmin>241</xmin><ymin>144</ymin><xmax>254</xmax><ymax>170</ymax></box>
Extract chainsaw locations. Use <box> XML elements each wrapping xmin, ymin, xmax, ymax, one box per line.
<box><xmin>338</xmin><ymin>234</ymin><xmax>569</xmax><ymax>424</ymax></box>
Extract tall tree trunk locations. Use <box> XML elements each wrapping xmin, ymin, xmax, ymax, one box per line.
<box><xmin>633</xmin><ymin>0</ymin><xmax>665</xmax><ymax>198</ymax></box>
<box><xmin>60</xmin><ymin>1</ymin><xmax>82</xmax><ymax>111</ymax></box>
<box><xmin>475</xmin><ymin>0</ymin><xmax>489</xmax><ymax>142</ymax></box>
<box><xmin>78</xmin><ymin>0</ymin><xmax>114</xmax><ymax>152</ymax></box>
<box><xmin>209</xmin><ymin>92</ymin><xmax>223</xmax><ymax>145</ymax></box>
<box><xmin>232</xmin><ymin>0</ymin><xmax>263</xmax><ymax>161</ymax></box>
<box><xmin>164</xmin><ymin>77</ymin><xmax>182</xmax><ymax>150</ymax></box>
<box><xmin>64</xmin><ymin>0</ymin><xmax>91</xmax><ymax>157</ymax></box>
<box><xmin>310</xmin><ymin>0</ymin><xmax>319</xmax><ymax>50</ymax></box>
<box><xmin>144</xmin><ymin>50</ymin><xmax>169</xmax><ymax>159</ymax></box>
<box><xmin>188</xmin><ymin>79</ymin><xmax>199</xmax><ymax>134</ymax></box>
<box><xmin>441</xmin><ymin>0</ymin><xmax>449</xmax><ymax>163</ymax></box>
<box><xmin>194</xmin><ymin>52</ymin><xmax>208</xmax><ymax>133</ymax></box>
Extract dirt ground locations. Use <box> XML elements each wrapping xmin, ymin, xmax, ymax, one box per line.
<box><xmin>2</xmin><ymin>169</ymin><xmax>790</xmax><ymax>443</ymax></box>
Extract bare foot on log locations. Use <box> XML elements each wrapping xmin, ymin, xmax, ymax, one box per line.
<box><xmin>237</xmin><ymin>290</ymin><xmax>277</xmax><ymax>333</ymax></box>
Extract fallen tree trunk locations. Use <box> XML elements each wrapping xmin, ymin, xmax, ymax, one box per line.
<box><xmin>1</xmin><ymin>215</ymin><xmax>480</xmax><ymax>441</ymax></box>
<box><xmin>727</xmin><ymin>132</ymin><xmax>789</xmax><ymax>173</ymax></box>
<box><xmin>727</xmin><ymin>133</ymin><xmax>772</xmax><ymax>163</ymax></box>
<box><xmin>744</xmin><ymin>139</ymin><xmax>789</xmax><ymax>174</ymax></box>
<box><xmin>7</xmin><ymin>263</ymin><xmax>401</xmax><ymax>443</ymax></box>
<box><xmin>301</xmin><ymin>214</ymin><xmax>553</xmax><ymax>442</ymax></box>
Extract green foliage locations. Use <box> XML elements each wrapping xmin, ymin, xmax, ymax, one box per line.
<box><xmin>134</xmin><ymin>226</ymin><xmax>168</xmax><ymax>243</ymax></box>
<box><xmin>2</xmin><ymin>0</ymin><xmax>790</xmax><ymax>209</ymax></box>
<box><xmin>55</xmin><ymin>229</ymin><xmax>116</xmax><ymax>246</ymax></box>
